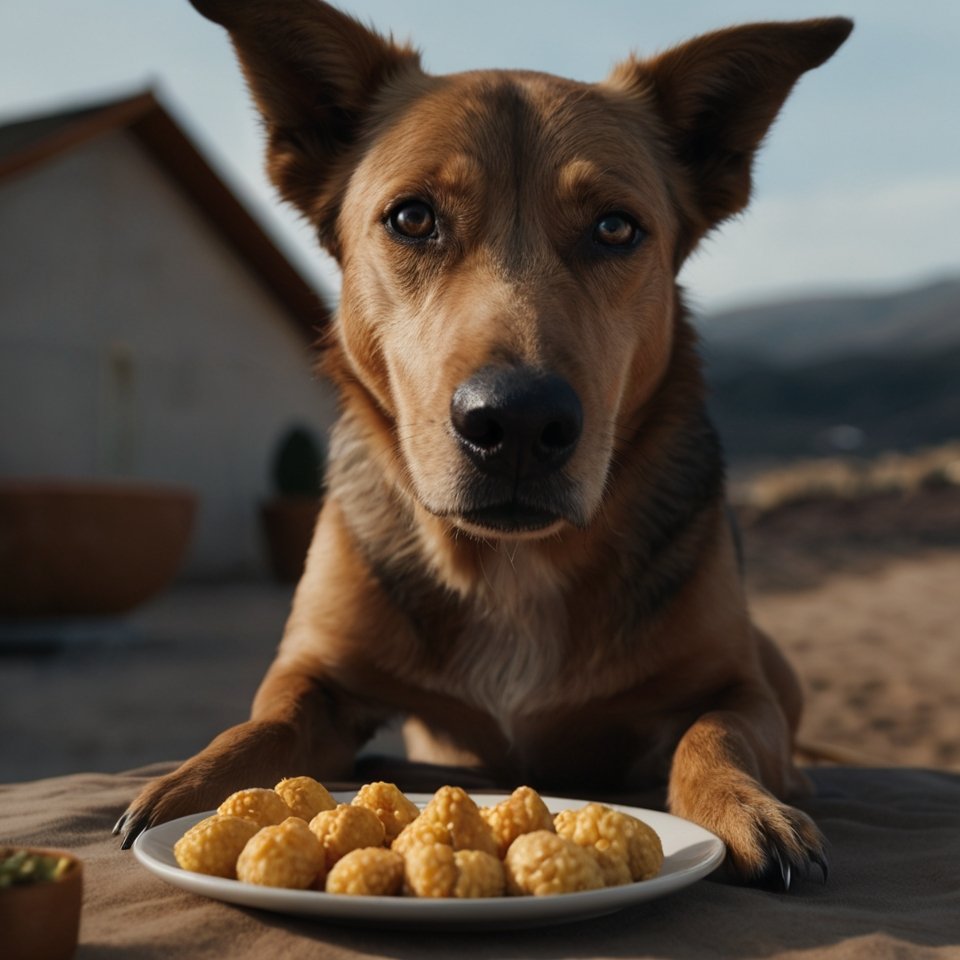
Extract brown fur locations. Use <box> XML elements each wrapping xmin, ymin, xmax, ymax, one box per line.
<box><xmin>117</xmin><ymin>0</ymin><xmax>852</xmax><ymax>887</ymax></box>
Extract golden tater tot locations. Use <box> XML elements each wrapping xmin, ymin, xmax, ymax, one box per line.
<box><xmin>402</xmin><ymin>842</ymin><xmax>458</xmax><ymax>898</ymax></box>
<box><xmin>235</xmin><ymin>817</ymin><xmax>325</xmax><ymax>889</ymax></box>
<box><xmin>173</xmin><ymin>814</ymin><xmax>258</xmax><ymax>878</ymax></box>
<box><xmin>352</xmin><ymin>782</ymin><xmax>420</xmax><ymax>843</ymax></box>
<box><xmin>452</xmin><ymin>850</ymin><xmax>506</xmax><ymax>898</ymax></box>
<box><xmin>554</xmin><ymin>803</ymin><xmax>663</xmax><ymax>881</ymax></box>
<box><xmin>504</xmin><ymin>831</ymin><xmax>605</xmax><ymax>896</ymax></box>
<box><xmin>325</xmin><ymin>847</ymin><xmax>404</xmax><ymax>896</ymax></box>
<box><xmin>401</xmin><ymin>786</ymin><xmax>497</xmax><ymax>856</ymax></box>
<box><xmin>391</xmin><ymin>817</ymin><xmax>450</xmax><ymax>856</ymax></box>
<box><xmin>589</xmin><ymin>849</ymin><xmax>633</xmax><ymax>887</ymax></box>
<box><xmin>217</xmin><ymin>788</ymin><xmax>292</xmax><ymax>829</ymax></box>
<box><xmin>309</xmin><ymin>804</ymin><xmax>386</xmax><ymax>869</ymax></box>
<box><xmin>480</xmin><ymin>786</ymin><xmax>555</xmax><ymax>858</ymax></box>
<box><xmin>274</xmin><ymin>776</ymin><xmax>336</xmax><ymax>821</ymax></box>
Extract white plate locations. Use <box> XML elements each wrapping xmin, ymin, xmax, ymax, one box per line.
<box><xmin>133</xmin><ymin>793</ymin><xmax>724</xmax><ymax>929</ymax></box>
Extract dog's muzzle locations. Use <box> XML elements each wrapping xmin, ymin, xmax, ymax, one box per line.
<box><xmin>449</xmin><ymin>365</ymin><xmax>583</xmax><ymax>533</ymax></box>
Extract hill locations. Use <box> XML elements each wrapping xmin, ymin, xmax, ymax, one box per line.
<box><xmin>696</xmin><ymin>276</ymin><xmax>960</xmax><ymax>463</ymax></box>
<box><xmin>699</xmin><ymin>276</ymin><xmax>960</xmax><ymax>364</ymax></box>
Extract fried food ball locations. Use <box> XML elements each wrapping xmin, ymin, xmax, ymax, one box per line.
<box><xmin>589</xmin><ymin>849</ymin><xmax>633</xmax><ymax>887</ymax></box>
<box><xmin>452</xmin><ymin>850</ymin><xmax>506</xmax><ymax>898</ymax></box>
<box><xmin>504</xmin><ymin>831</ymin><xmax>605</xmax><ymax>896</ymax></box>
<box><xmin>554</xmin><ymin>802</ymin><xmax>663</xmax><ymax>881</ymax></box>
<box><xmin>217</xmin><ymin>787</ymin><xmax>292</xmax><ymax>829</ymax></box>
<box><xmin>402</xmin><ymin>842</ymin><xmax>458</xmax><ymax>898</ymax></box>
<box><xmin>391</xmin><ymin>817</ymin><xmax>451</xmax><ymax>856</ymax></box>
<box><xmin>352</xmin><ymin>782</ymin><xmax>420</xmax><ymax>844</ymax></box>
<box><xmin>173</xmin><ymin>814</ymin><xmax>259</xmax><ymax>878</ymax></box>
<box><xmin>235</xmin><ymin>817</ymin><xmax>325</xmax><ymax>889</ymax></box>
<box><xmin>309</xmin><ymin>804</ymin><xmax>386</xmax><ymax>869</ymax></box>
<box><xmin>274</xmin><ymin>776</ymin><xmax>336</xmax><ymax>821</ymax></box>
<box><xmin>325</xmin><ymin>847</ymin><xmax>404</xmax><ymax>896</ymax></box>
<box><xmin>401</xmin><ymin>843</ymin><xmax>506</xmax><ymax>899</ymax></box>
<box><xmin>480</xmin><ymin>786</ymin><xmax>555</xmax><ymax>858</ymax></box>
<box><xmin>394</xmin><ymin>786</ymin><xmax>497</xmax><ymax>856</ymax></box>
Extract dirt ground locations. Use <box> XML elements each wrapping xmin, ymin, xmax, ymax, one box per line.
<box><xmin>738</xmin><ymin>485</ymin><xmax>960</xmax><ymax>771</ymax></box>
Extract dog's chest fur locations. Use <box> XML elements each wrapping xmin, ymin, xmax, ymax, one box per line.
<box><xmin>437</xmin><ymin>545</ymin><xmax>569</xmax><ymax>726</ymax></box>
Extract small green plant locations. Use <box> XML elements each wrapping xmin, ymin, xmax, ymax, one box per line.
<box><xmin>0</xmin><ymin>849</ymin><xmax>73</xmax><ymax>887</ymax></box>
<box><xmin>271</xmin><ymin>426</ymin><xmax>325</xmax><ymax>498</ymax></box>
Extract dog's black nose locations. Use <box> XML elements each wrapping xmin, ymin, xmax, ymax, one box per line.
<box><xmin>450</xmin><ymin>366</ymin><xmax>583</xmax><ymax>479</ymax></box>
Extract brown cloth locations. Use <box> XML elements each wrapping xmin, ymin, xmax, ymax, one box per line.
<box><xmin>1</xmin><ymin>763</ymin><xmax>958</xmax><ymax>959</ymax></box>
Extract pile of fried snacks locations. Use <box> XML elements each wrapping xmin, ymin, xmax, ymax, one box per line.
<box><xmin>172</xmin><ymin>779</ymin><xmax>663</xmax><ymax>898</ymax></box>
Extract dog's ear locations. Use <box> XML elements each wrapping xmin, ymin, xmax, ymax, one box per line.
<box><xmin>609</xmin><ymin>18</ymin><xmax>852</xmax><ymax>263</ymax></box>
<box><xmin>188</xmin><ymin>0</ymin><xmax>421</xmax><ymax>255</ymax></box>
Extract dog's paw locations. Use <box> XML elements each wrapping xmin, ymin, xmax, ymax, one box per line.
<box><xmin>735</xmin><ymin>797</ymin><xmax>828</xmax><ymax>891</ymax></box>
<box><xmin>113</xmin><ymin>769</ymin><xmax>239</xmax><ymax>850</ymax></box>
<box><xmin>673</xmin><ymin>783</ymin><xmax>828</xmax><ymax>891</ymax></box>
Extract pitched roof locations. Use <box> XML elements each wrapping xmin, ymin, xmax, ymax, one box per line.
<box><xmin>0</xmin><ymin>90</ymin><xmax>330</xmax><ymax>339</ymax></box>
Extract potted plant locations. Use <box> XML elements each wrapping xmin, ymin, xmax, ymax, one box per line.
<box><xmin>260</xmin><ymin>426</ymin><xmax>326</xmax><ymax>583</ymax></box>
<box><xmin>0</xmin><ymin>847</ymin><xmax>83</xmax><ymax>960</ymax></box>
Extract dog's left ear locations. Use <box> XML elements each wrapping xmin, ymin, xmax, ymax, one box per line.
<box><xmin>187</xmin><ymin>0</ymin><xmax>422</xmax><ymax>256</ymax></box>
<box><xmin>609</xmin><ymin>18</ymin><xmax>852</xmax><ymax>264</ymax></box>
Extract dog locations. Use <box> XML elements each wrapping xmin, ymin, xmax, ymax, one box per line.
<box><xmin>116</xmin><ymin>0</ymin><xmax>851</xmax><ymax>888</ymax></box>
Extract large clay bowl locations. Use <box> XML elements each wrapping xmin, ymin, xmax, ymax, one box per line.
<box><xmin>0</xmin><ymin>480</ymin><xmax>196</xmax><ymax>616</ymax></box>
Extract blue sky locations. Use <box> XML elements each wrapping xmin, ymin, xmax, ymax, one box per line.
<box><xmin>2</xmin><ymin>0</ymin><xmax>958</xmax><ymax>311</ymax></box>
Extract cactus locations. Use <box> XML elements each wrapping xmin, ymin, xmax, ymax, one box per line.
<box><xmin>271</xmin><ymin>426</ymin><xmax>324</xmax><ymax>498</ymax></box>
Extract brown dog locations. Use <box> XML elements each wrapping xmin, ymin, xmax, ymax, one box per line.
<box><xmin>116</xmin><ymin>0</ymin><xmax>851</xmax><ymax>888</ymax></box>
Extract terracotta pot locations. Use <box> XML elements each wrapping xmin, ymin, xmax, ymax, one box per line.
<box><xmin>0</xmin><ymin>848</ymin><xmax>82</xmax><ymax>960</ymax></box>
<box><xmin>260</xmin><ymin>496</ymin><xmax>321</xmax><ymax>583</ymax></box>
<box><xmin>0</xmin><ymin>479</ymin><xmax>196</xmax><ymax>617</ymax></box>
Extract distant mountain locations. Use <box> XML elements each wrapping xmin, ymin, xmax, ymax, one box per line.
<box><xmin>694</xmin><ymin>276</ymin><xmax>960</xmax><ymax>464</ymax></box>
<box><xmin>698</xmin><ymin>276</ymin><xmax>960</xmax><ymax>366</ymax></box>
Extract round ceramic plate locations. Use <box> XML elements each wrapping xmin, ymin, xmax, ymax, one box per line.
<box><xmin>133</xmin><ymin>793</ymin><xmax>724</xmax><ymax>929</ymax></box>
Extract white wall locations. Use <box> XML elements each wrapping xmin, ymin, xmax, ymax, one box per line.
<box><xmin>0</xmin><ymin>129</ymin><xmax>338</xmax><ymax>577</ymax></box>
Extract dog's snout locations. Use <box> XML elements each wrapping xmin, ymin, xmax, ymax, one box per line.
<box><xmin>450</xmin><ymin>366</ymin><xmax>583</xmax><ymax>478</ymax></box>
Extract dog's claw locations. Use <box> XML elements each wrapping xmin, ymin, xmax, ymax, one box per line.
<box><xmin>779</xmin><ymin>851</ymin><xmax>792</xmax><ymax>892</ymax></box>
<box><xmin>753</xmin><ymin>842</ymin><xmax>803</xmax><ymax>892</ymax></box>
<box><xmin>751</xmin><ymin>834</ymin><xmax>831</xmax><ymax>892</ymax></box>
<box><xmin>810</xmin><ymin>850</ymin><xmax>830</xmax><ymax>884</ymax></box>
<box><xmin>114</xmin><ymin>808</ymin><xmax>149</xmax><ymax>849</ymax></box>
<box><xmin>121</xmin><ymin>816</ymin><xmax>150</xmax><ymax>849</ymax></box>
<box><xmin>763</xmin><ymin>847</ymin><xmax>792</xmax><ymax>892</ymax></box>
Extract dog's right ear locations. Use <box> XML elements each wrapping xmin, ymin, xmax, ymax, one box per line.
<box><xmin>188</xmin><ymin>0</ymin><xmax>421</xmax><ymax>255</ymax></box>
<box><xmin>608</xmin><ymin>18</ymin><xmax>852</xmax><ymax>266</ymax></box>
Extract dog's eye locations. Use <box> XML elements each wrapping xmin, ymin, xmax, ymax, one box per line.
<box><xmin>387</xmin><ymin>200</ymin><xmax>437</xmax><ymax>240</ymax></box>
<box><xmin>593</xmin><ymin>212</ymin><xmax>644</xmax><ymax>249</ymax></box>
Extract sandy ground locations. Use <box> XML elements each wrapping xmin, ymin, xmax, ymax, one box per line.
<box><xmin>2</xmin><ymin>487</ymin><xmax>958</xmax><ymax>784</ymax></box>
<box><xmin>750</xmin><ymin>550</ymin><xmax>960</xmax><ymax>770</ymax></box>
<box><xmin>739</xmin><ymin>485</ymin><xmax>960</xmax><ymax>772</ymax></box>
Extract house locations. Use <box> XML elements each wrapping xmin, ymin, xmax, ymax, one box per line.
<box><xmin>0</xmin><ymin>90</ymin><xmax>337</xmax><ymax>578</ymax></box>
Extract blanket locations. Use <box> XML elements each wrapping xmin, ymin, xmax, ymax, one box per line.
<box><xmin>1</xmin><ymin>763</ymin><xmax>958</xmax><ymax>959</ymax></box>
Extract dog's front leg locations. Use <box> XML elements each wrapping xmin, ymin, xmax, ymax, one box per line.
<box><xmin>667</xmin><ymin>682</ymin><xmax>825</xmax><ymax>889</ymax></box>
<box><xmin>114</xmin><ymin>498</ymin><xmax>406</xmax><ymax>847</ymax></box>
<box><xmin>114</xmin><ymin>666</ymin><xmax>380</xmax><ymax>848</ymax></box>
